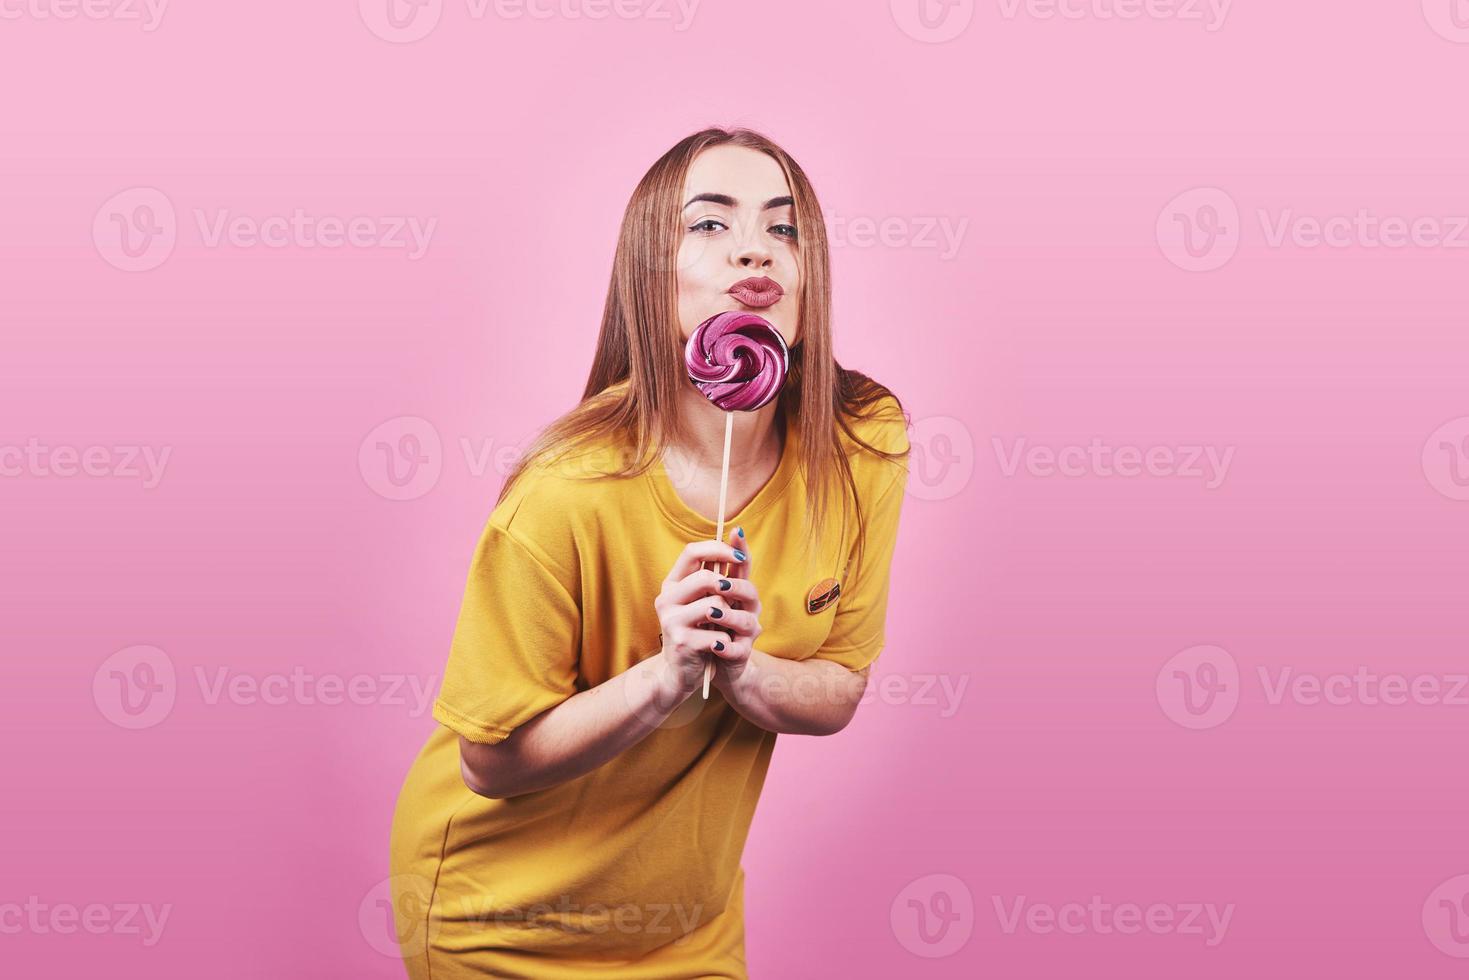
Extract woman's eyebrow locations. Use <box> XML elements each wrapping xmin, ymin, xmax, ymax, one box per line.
<box><xmin>683</xmin><ymin>193</ymin><xmax>794</xmax><ymax>211</ymax></box>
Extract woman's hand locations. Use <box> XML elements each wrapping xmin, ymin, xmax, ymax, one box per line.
<box><xmin>655</xmin><ymin>533</ymin><xmax>762</xmax><ymax>696</ymax></box>
<box><xmin>708</xmin><ymin>526</ymin><xmax>762</xmax><ymax>690</ymax></box>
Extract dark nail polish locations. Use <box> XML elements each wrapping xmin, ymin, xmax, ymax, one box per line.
<box><xmin>732</xmin><ymin>550</ymin><xmax>746</xmax><ymax>562</ymax></box>
<box><xmin>719</xmin><ymin>579</ymin><xmax>731</xmax><ymax>591</ymax></box>
<box><xmin>710</xmin><ymin>607</ymin><xmax>723</xmax><ymax>619</ymax></box>
<box><xmin>714</xmin><ymin>640</ymin><xmax>725</xmax><ymax>651</ymax></box>
<box><xmin>736</xmin><ymin>526</ymin><xmax>744</xmax><ymax>538</ymax></box>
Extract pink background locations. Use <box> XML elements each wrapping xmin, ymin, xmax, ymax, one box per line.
<box><xmin>4</xmin><ymin>1</ymin><xmax>1469</xmax><ymax>976</ymax></box>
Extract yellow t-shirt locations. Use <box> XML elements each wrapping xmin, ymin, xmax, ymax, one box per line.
<box><xmin>389</xmin><ymin>384</ymin><xmax>909</xmax><ymax>979</ymax></box>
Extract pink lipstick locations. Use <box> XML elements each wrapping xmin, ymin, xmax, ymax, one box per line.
<box><xmin>727</xmin><ymin>276</ymin><xmax>784</xmax><ymax>309</ymax></box>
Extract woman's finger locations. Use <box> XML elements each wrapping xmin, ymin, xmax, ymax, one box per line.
<box><xmin>721</xmin><ymin>526</ymin><xmax>761</xmax><ymax>618</ymax></box>
<box><xmin>664</xmin><ymin>568</ymin><xmax>758</xmax><ymax>608</ymax></box>
<box><xmin>668</xmin><ymin>594</ymin><xmax>758</xmax><ymax>637</ymax></box>
<box><xmin>677</xmin><ymin>622</ymin><xmax>751</xmax><ymax>662</ymax></box>
<box><xmin>722</xmin><ymin>526</ymin><xmax>752</xmax><ymax>581</ymax></box>
<box><xmin>666</xmin><ymin>538</ymin><xmax>748</xmax><ymax>585</ymax></box>
<box><xmin>675</xmin><ymin>622</ymin><xmax>747</xmax><ymax>656</ymax></box>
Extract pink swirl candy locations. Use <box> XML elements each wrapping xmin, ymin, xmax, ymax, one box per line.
<box><xmin>684</xmin><ymin>311</ymin><xmax>789</xmax><ymax>412</ymax></box>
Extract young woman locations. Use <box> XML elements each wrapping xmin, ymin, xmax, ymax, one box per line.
<box><xmin>389</xmin><ymin>127</ymin><xmax>910</xmax><ymax>979</ymax></box>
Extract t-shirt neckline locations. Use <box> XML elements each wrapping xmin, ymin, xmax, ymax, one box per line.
<box><xmin>647</xmin><ymin>409</ymin><xmax>798</xmax><ymax>539</ymax></box>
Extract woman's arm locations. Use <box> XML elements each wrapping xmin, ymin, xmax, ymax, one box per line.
<box><xmin>459</xmin><ymin>650</ymin><xmax>694</xmax><ymax>799</ymax></box>
<box><xmin>714</xmin><ymin>651</ymin><xmax>870</xmax><ymax>736</ymax></box>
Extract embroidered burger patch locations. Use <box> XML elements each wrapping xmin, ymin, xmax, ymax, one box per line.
<box><xmin>806</xmin><ymin>577</ymin><xmax>841</xmax><ymax>614</ymax></box>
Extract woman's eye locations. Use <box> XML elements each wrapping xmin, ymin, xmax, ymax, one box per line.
<box><xmin>688</xmin><ymin>218</ymin><xmax>796</xmax><ymax>240</ymax></box>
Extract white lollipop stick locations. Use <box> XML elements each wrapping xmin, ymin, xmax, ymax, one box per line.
<box><xmin>699</xmin><ymin>411</ymin><xmax>734</xmax><ymax>699</ymax></box>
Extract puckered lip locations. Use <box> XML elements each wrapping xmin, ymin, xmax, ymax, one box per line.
<box><xmin>727</xmin><ymin>276</ymin><xmax>784</xmax><ymax>308</ymax></box>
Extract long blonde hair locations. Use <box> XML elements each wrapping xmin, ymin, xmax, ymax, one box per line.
<box><xmin>498</xmin><ymin>126</ymin><xmax>908</xmax><ymax>571</ymax></box>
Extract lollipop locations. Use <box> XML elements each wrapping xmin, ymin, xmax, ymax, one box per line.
<box><xmin>684</xmin><ymin>310</ymin><xmax>789</xmax><ymax>698</ymax></box>
<box><xmin>685</xmin><ymin>311</ymin><xmax>789</xmax><ymax>412</ymax></box>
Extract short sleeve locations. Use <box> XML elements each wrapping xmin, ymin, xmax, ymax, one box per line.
<box><xmin>811</xmin><ymin>407</ymin><xmax>910</xmax><ymax>673</ymax></box>
<box><xmin>431</xmin><ymin>521</ymin><xmax>582</xmax><ymax>744</ymax></box>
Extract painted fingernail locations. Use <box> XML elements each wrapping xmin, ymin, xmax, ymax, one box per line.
<box><xmin>710</xmin><ymin>607</ymin><xmax>723</xmax><ymax>619</ymax></box>
<box><xmin>732</xmin><ymin>550</ymin><xmax>747</xmax><ymax>562</ymax></box>
<box><xmin>736</xmin><ymin>526</ymin><xmax>744</xmax><ymax>538</ymax></box>
<box><xmin>719</xmin><ymin>579</ymin><xmax>732</xmax><ymax>591</ymax></box>
<box><xmin>714</xmin><ymin>640</ymin><xmax>725</xmax><ymax>651</ymax></box>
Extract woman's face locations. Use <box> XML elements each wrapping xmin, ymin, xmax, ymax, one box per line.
<box><xmin>676</xmin><ymin>144</ymin><xmax>802</xmax><ymax>349</ymax></box>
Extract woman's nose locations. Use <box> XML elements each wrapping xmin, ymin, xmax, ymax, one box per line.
<box><xmin>730</xmin><ymin>215</ymin><xmax>773</xmax><ymax>268</ymax></box>
<box><xmin>733</xmin><ymin>238</ymin><xmax>773</xmax><ymax>268</ymax></box>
